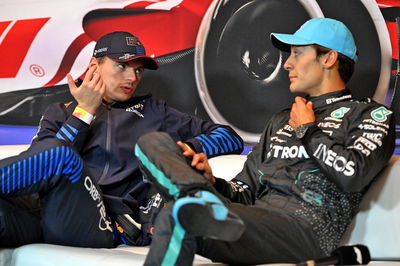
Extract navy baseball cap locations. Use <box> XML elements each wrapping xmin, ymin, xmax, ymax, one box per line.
<box><xmin>93</xmin><ymin>31</ymin><xmax>158</xmax><ymax>69</ymax></box>
<box><xmin>270</xmin><ymin>18</ymin><xmax>358</xmax><ymax>62</ymax></box>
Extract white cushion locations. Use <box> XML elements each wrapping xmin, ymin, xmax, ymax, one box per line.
<box><xmin>0</xmin><ymin>145</ymin><xmax>29</xmax><ymax>160</ymax></box>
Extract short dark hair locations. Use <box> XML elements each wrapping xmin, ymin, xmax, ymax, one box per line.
<box><xmin>96</xmin><ymin>56</ymin><xmax>106</xmax><ymax>64</ymax></box>
<box><xmin>315</xmin><ymin>45</ymin><xmax>355</xmax><ymax>83</ymax></box>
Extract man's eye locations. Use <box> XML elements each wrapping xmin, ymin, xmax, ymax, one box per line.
<box><xmin>135</xmin><ymin>68</ymin><xmax>144</xmax><ymax>75</ymax></box>
<box><xmin>117</xmin><ymin>64</ymin><xmax>126</xmax><ymax>69</ymax></box>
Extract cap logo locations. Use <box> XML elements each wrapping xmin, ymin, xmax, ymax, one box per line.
<box><xmin>94</xmin><ymin>47</ymin><xmax>108</xmax><ymax>55</ymax></box>
<box><xmin>126</xmin><ymin>37</ymin><xmax>141</xmax><ymax>46</ymax></box>
<box><xmin>118</xmin><ymin>53</ymin><xmax>135</xmax><ymax>60</ymax></box>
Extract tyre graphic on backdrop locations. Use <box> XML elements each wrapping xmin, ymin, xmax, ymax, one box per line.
<box><xmin>195</xmin><ymin>0</ymin><xmax>391</xmax><ymax>143</ymax></box>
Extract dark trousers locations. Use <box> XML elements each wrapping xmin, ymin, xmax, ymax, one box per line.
<box><xmin>136</xmin><ymin>132</ymin><xmax>325</xmax><ymax>265</ymax></box>
<box><xmin>0</xmin><ymin>138</ymin><xmax>114</xmax><ymax>248</ymax></box>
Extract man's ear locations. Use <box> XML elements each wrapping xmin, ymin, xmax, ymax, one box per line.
<box><xmin>89</xmin><ymin>57</ymin><xmax>98</xmax><ymax>67</ymax></box>
<box><xmin>322</xmin><ymin>50</ymin><xmax>339</xmax><ymax>69</ymax></box>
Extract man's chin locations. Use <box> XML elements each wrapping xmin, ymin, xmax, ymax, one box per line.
<box><xmin>103</xmin><ymin>95</ymin><xmax>133</xmax><ymax>103</ymax></box>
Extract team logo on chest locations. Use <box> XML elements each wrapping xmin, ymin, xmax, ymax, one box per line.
<box><xmin>371</xmin><ymin>107</ymin><xmax>392</xmax><ymax>122</ymax></box>
<box><xmin>126</xmin><ymin>103</ymin><xmax>144</xmax><ymax>118</ymax></box>
<box><xmin>330</xmin><ymin>107</ymin><xmax>350</xmax><ymax>118</ymax></box>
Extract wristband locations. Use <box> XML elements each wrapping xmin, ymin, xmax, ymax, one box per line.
<box><xmin>72</xmin><ymin>106</ymin><xmax>94</xmax><ymax>125</ymax></box>
<box><xmin>183</xmin><ymin>143</ymin><xmax>194</xmax><ymax>151</ymax></box>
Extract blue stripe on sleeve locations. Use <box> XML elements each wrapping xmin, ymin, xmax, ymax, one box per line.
<box><xmin>196</xmin><ymin>135</ymin><xmax>216</xmax><ymax>156</ymax></box>
<box><xmin>216</xmin><ymin>128</ymin><xmax>241</xmax><ymax>151</ymax></box>
<box><xmin>7</xmin><ymin>166</ymin><xmax>10</xmax><ymax>193</ymax></box>
<box><xmin>213</xmin><ymin>134</ymin><xmax>229</xmax><ymax>153</ymax></box>
<box><xmin>17</xmin><ymin>161</ymin><xmax>21</xmax><ymax>189</ymax></box>
<box><xmin>66</xmin><ymin>124</ymin><xmax>78</xmax><ymax>135</ymax></box>
<box><xmin>60</xmin><ymin>126</ymin><xmax>74</xmax><ymax>142</ymax></box>
<box><xmin>1</xmin><ymin>168</ymin><xmax>3</xmax><ymax>193</ymax></box>
<box><xmin>56</xmin><ymin>132</ymin><xmax>66</xmax><ymax>141</ymax></box>
<box><xmin>12</xmin><ymin>164</ymin><xmax>15</xmax><ymax>191</ymax></box>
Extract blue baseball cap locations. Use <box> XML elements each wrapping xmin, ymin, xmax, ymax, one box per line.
<box><xmin>270</xmin><ymin>18</ymin><xmax>358</xmax><ymax>62</ymax></box>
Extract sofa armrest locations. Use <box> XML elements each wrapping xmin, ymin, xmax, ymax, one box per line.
<box><xmin>341</xmin><ymin>155</ymin><xmax>400</xmax><ymax>259</ymax></box>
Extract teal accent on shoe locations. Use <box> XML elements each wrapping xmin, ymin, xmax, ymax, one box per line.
<box><xmin>196</xmin><ymin>191</ymin><xmax>227</xmax><ymax>220</ymax></box>
<box><xmin>161</xmin><ymin>222</ymin><xmax>186</xmax><ymax>266</ymax></box>
<box><xmin>134</xmin><ymin>145</ymin><xmax>180</xmax><ymax>198</ymax></box>
<box><xmin>172</xmin><ymin>190</ymin><xmax>228</xmax><ymax>226</ymax></box>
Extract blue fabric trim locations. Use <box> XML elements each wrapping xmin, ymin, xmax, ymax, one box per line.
<box><xmin>60</xmin><ymin>126</ymin><xmax>74</xmax><ymax>142</ymax></box>
<box><xmin>205</xmin><ymin>134</ymin><xmax>222</xmax><ymax>155</ymax></box>
<box><xmin>196</xmin><ymin>135</ymin><xmax>215</xmax><ymax>156</ymax></box>
<box><xmin>217</xmin><ymin>128</ymin><xmax>240</xmax><ymax>151</ymax></box>
<box><xmin>66</xmin><ymin>124</ymin><xmax>78</xmax><ymax>135</ymax></box>
<box><xmin>0</xmin><ymin>145</ymin><xmax>83</xmax><ymax>195</ymax></box>
<box><xmin>56</xmin><ymin>132</ymin><xmax>66</xmax><ymax>141</ymax></box>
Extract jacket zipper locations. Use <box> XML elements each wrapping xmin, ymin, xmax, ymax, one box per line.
<box><xmin>99</xmin><ymin>105</ymin><xmax>112</xmax><ymax>183</ymax></box>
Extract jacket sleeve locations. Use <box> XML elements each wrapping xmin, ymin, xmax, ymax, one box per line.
<box><xmin>302</xmin><ymin>103</ymin><xmax>395</xmax><ymax>192</ymax></box>
<box><xmin>212</xmin><ymin>118</ymin><xmax>276</xmax><ymax>204</ymax></box>
<box><xmin>161</xmin><ymin>104</ymin><xmax>244</xmax><ymax>157</ymax></box>
<box><xmin>31</xmin><ymin>102</ymin><xmax>92</xmax><ymax>152</ymax></box>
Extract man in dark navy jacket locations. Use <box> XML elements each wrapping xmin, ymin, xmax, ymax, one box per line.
<box><xmin>0</xmin><ymin>31</ymin><xmax>243</xmax><ymax>248</ymax></box>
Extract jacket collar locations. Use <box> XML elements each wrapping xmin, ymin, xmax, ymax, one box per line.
<box><xmin>306</xmin><ymin>89</ymin><xmax>353</xmax><ymax>109</ymax></box>
<box><xmin>102</xmin><ymin>94</ymin><xmax>152</xmax><ymax>109</ymax></box>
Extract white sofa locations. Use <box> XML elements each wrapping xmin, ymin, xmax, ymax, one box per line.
<box><xmin>0</xmin><ymin>146</ymin><xmax>399</xmax><ymax>265</ymax></box>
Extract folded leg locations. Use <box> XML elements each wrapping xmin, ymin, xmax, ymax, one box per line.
<box><xmin>0</xmin><ymin>138</ymin><xmax>114</xmax><ymax>248</ymax></box>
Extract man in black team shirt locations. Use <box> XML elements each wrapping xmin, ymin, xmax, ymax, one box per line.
<box><xmin>136</xmin><ymin>18</ymin><xmax>395</xmax><ymax>265</ymax></box>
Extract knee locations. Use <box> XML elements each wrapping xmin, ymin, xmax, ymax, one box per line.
<box><xmin>137</xmin><ymin>132</ymin><xmax>172</xmax><ymax>147</ymax></box>
<box><xmin>136</xmin><ymin>132</ymin><xmax>179</xmax><ymax>156</ymax></box>
<box><xmin>29</xmin><ymin>138</ymin><xmax>67</xmax><ymax>151</ymax></box>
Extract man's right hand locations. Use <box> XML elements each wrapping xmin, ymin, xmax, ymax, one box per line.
<box><xmin>67</xmin><ymin>65</ymin><xmax>105</xmax><ymax>115</ymax></box>
<box><xmin>177</xmin><ymin>141</ymin><xmax>216</xmax><ymax>184</ymax></box>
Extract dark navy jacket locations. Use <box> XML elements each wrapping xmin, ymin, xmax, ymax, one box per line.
<box><xmin>33</xmin><ymin>94</ymin><xmax>243</xmax><ymax>215</ymax></box>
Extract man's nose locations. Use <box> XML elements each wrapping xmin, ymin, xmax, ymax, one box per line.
<box><xmin>126</xmin><ymin>68</ymin><xmax>139</xmax><ymax>81</ymax></box>
<box><xmin>283</xmin><ymin>56</ymin><xmax>292</xmax><ymax>71</ymax></box>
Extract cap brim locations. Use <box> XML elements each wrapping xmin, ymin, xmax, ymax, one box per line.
<box><xmin>270</xmin><ymin>33</ymin><xmax>313</xmax><ymax>52</ymax></box>
<box><xmin>108</xmin><ymin>54</ymin><xmax>159</xmax><ymax>70</ymax></box>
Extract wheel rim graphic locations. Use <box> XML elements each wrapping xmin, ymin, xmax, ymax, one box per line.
<box><xmin>195</xmin><ymin>0</ymin><xmax>391</xmax><ymax>143</ymax></box>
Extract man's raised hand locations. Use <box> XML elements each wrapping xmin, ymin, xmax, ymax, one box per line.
<box><xmin>67</xmin><ymin>65</ymin><xmax>105</xmax><ymax>115</ymax></box>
